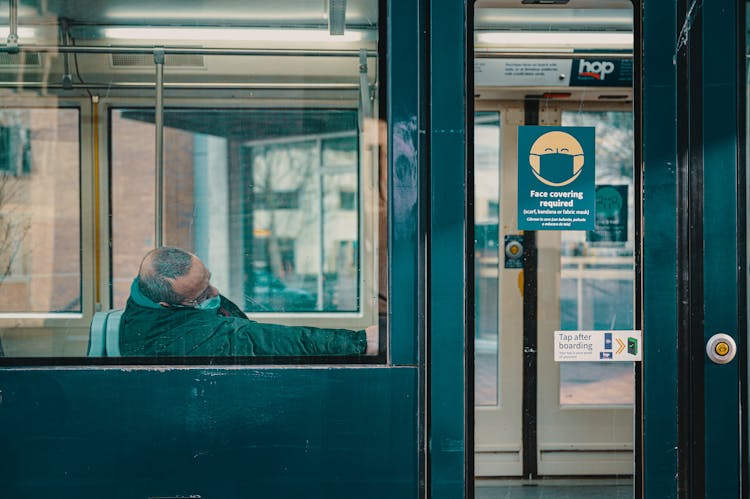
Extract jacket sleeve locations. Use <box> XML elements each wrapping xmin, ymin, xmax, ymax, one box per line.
<box><xmin>225</xmin><ymin>318</ymin><xmax>367</xmax><ymax>356</ymax></box>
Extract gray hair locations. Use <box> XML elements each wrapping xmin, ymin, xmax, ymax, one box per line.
<box><xmin>137</xmin><ymin>246</ymin><xmax>194</xmax><ymax>304</ymax></box>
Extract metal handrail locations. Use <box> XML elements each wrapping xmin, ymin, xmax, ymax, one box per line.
<box><xmin>0</xmin><ymin>82</ymin><xmax>362</xmax><ymax>90</ymax></box>
<box><xmin>0</xmin><ymin>45</ymin><xmax>376</xmax><ymax>57</ymax></box>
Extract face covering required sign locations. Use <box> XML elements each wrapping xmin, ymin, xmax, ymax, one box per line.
<box><xmin>518</xmin><ymin>126</ymin><xmax>595</xmax><ymax>230</ymax></box>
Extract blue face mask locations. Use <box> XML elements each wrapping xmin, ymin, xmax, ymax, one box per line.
<box><xmin>538</xmin><ymin>153</ymin><xmax>579</xmax><ymax>184</ymax></box>
<box><xmin>195</xmin><ymin>294</ymin><xmax>221</xmax><ymax>311</ymax></box>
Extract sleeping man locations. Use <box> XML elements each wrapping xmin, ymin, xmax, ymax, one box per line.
<box><xmin>120</xmin><ymin>246</ymin><xmax>378</xmax><ymax>357</ymax></box>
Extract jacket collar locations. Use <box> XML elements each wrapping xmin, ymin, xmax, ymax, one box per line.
<box><xmin>129</xmin><ymin>277</ymin><xmax>165</xmax><ymax>309</ymax></box>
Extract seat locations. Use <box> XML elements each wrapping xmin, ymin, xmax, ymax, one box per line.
<box><xmin>87</xmin><ymin>309</ymin><xmax>124</xmax><ymax>356</ymax></box>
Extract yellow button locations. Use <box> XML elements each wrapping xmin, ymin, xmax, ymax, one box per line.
<box><xmin>715</xmin><ymin>342</ymin><xmax>730</xmax><ymax>356</ymax></box>
<box><xmin>509</xmin><ymin>246</ymin><xmax>519</xmax><ymax>255</ymax></box>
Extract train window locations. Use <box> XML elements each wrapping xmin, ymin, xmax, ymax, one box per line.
<box><xmin>559</xmin><ymin>110</ymin><xmax>635</xmax><ymax>405</ymax></box>
<box><xmin>474</xmin><ymin>111</ymin><xmax>501</xmax><ymax>407</ymax></box>
<box><xmin>0</xmin><ymin>108</ymin><xmax>81</xmax><ymax>315</ymax></box>
<box><xmin>0</xmin><ymin>1</ymin><xmax>382</xmax><ymax>361</ymax></box>
<box><xmin>111</xmin><ymin>108</ymin><xmax>364</xmax><ymax>315</ymax></box>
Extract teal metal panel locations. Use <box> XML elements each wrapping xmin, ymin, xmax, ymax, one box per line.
<box><xmin>641</xmin><ymin>1</ymin><xmax>679</xmax><ymax>497</ymax></box>
<box><xmin>388</xmin><ymin>0</ymin><xmax>425</xmax><ymax>366</ymax></box>
<box><xmin>0</xmin><ymin>367</ymin><xmax>418</xmax><ymax>499</ymax></box>
<box><xmin>0</xmin><ymin>5</ymin><xmax>428</xmax><ymax>499</ymax></box>
<box><xmin>429</xmin><ymin>0</ymin><xmax>468</xmax><ymax>497</ymax></box>
<box><xmin>701</xmin><ymin>0</ymin><xmax>741</xmax><ymax>495</ymax></box>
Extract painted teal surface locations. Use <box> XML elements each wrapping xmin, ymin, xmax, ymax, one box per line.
<box><xmin>641</xmin><ymin>1</ymin><xmax>679</xmax><ymax>497</ymax></box>
<box><xmin>0</xmin><ymin>367</ymin><xmax>418</xmax><ymax>499</ymax></box>
<box><xmin>0</xmin><ymin>3</ymin><xmax>427</xmax><ymax>498</ymax></box>
<box><xmin>701</xmin><ymin>0</ymin><xmax>741</xmax><ymax>495</ymax></box>
<box><xmin>430</xmin><ymin>0</ymin><xmax>467</xmax><ymax>497</ymax></box>
<box><xmin>388</xmin><ymin>0</ymin><xmax>424</xmax><ymax>367</ymax></box>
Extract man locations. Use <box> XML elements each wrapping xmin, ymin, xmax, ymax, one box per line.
<box><xmin>120</xmin><ymin>247</ymin><xmax>378</xmax><ymax>357</ymax></box>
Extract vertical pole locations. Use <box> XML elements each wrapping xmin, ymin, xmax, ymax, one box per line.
<box><xmin>521</xmin><ymin>98</ymin><xmax>539</xmax><ymax>479</ymax></box>
<box><xmin>92</xmin><ymin>95</ymin><xmax>101</xmax><ymax>306</ymax></box>
<box><xmin>577</xmin><ymin>263</ymin><xmax>583</xmax><ymax>330</ymax></box>
<box><xmin>7</xmin><ymin>0</ymin><xmax>18</xmax><ymax>48</ymax></box>
<box><xmin>359</xmin><ymin>49</ymin><xmax>371</xmax><ymax>123</ymax></box>
<box><xmin>317</xmin><ymin>138</ymin><xmax>325</xmax><ymax>310</ymax></box>
<box><xmin>154</xmin><ymin>49</ymin><xmax>165</xmax><ymax>248</ymax></box>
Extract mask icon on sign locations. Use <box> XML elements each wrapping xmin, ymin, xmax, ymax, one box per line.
<box><xmin>528</xmin><ymin>131</ymin><xmax>585</xmax><ymax>187</ymax></box>
<box><xmin>534</xmin><ymin>152</ymin><xmax>584</xmax><ymax>185</ymax></box>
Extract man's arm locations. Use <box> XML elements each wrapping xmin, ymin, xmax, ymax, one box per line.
<box><xmin>228</xmin><ymin>318</ymin><xmax>369</xmax><ymax>356</ymax></box>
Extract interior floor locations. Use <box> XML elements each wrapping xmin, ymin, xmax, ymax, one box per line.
<box><xmin>475</xmin><ymin>478</ymin><xmax>633</xmax><ymax>499</ymax></box>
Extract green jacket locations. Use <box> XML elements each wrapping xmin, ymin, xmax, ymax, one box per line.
<box><xmin>120</xmin><ymin>278</ymin><xmax>367</xmax><ymax>357</ymax></box>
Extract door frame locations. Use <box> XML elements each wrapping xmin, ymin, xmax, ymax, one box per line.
<box><xmin>473</xmin><ymin>100</ymin><xmax>636</xmax><ymax>478</ymax></box>
<box><xmin>640</xmin><ymin>0</ymin><xmax>747</xmax><ymax>497</ymax></box>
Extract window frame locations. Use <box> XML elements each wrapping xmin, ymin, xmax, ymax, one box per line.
<box><xmin>0</xmin><ymin>99</ymin><xmax>90</xmax><ymax>324</ymax></box>
<box><xmin>0</xmin><ymin>95</ymin><xmax>385</xmax><ymax>365</ymax></box>
<box><xmin>105</xmin><ymin>98</ymin><xmax>380</xmax><ymax>332</ymax></box>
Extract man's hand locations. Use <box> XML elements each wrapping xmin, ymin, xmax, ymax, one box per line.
<box><xmin>365</xmin><ymin>325</ymin><xmax>379</xmax><ymax>355</ymax></box>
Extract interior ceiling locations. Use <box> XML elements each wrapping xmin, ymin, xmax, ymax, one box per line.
<box><xmin>0</xmin><ymin>0</ymin><xmax>379</xmax><ymax>27</ymax></box>
<box><xmin>0</xmin><ymin>1</ymin><xmax>632</xmax><ymax>104</ymax></box>
<box><xmin>475</xmin><ymin>0</ymin><xmax>632</xmax><ymax>9</ymax></box>
<box><xmin>0</xmin><ymin>0</ymin><xmax>636</xmax><ymax>35</ymax></box>
<box><xmin>120</xmin><ymin>108</ymin><xmax>358</xmax><ymax>142</ymax></box>
<box><xmin>0</xmin><ymin>0</ymin><xmax>633</xmax><ymax>30</ymax></box>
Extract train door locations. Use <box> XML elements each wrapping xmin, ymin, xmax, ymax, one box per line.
<box><xmin>474</xmin><ymin>101</ymin><xmax>635</xmax><ymax>476</ymax></box>
<box><xmin>473</xmin><ymin>0</ymin><xmax>637</xmax><ymax>487</ymax></box>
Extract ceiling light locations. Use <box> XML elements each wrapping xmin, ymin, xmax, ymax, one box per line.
<box><xmin>101</xmin><ymin>27</ymin><xmax>365</xmax><ymax>43</ymax></box>
<box><xmin>0</xmin><ymin>27</ymin><xmax>36</xmax><ymax>40</ymax></box>
<box><xmin>475</xmin><ymin>31</ymin><xmax>632</xmax><ymax>50</ymax></box>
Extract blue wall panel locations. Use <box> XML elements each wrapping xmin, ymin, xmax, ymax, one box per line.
<box><xmin>0</xmin><ymin>367</ymin><xmax>418</xmax><ymax>499</ymax></box>
<box><xmin>641</xmin><ymin>1</ymin><xmax>679</xmax><ymax>497</ymax></box>
<box><xmin>429</xmin><ymin>0</ymin><xmax>468</xmax><ymax>497</ymax></box>
<box><xmin>388</xmin><ymin>0</ymin><xmax>425</xmax><ymax>366</ymax></box>
<box><xmin>701</xmin><ymin>0</ymin><xmax>741</xmax><ymax>495</ymax></box>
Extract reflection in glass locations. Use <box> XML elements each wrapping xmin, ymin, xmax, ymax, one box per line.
<box><xmin>559</xmin><ymin>111</ymin><xmax>635</xmax><ymax>406</ymax></box>
<box><xmin>474</xmin><ymin>112</ymin><xmax>501</xmax><ymax>406</ymax></box>
<box><xmin>0</xmin><ymin>108</ymin><xmax>81</xmax><ymax>313</ymax></box>
<box><xmin>111</xmin><ymin>108</ymin><xmax>360</xmax><ymax>313</ymax></box>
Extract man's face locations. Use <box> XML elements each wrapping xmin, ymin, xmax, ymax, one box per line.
<box><xmin>170</xmin><ymin>257</ymin><xmax>219</xmax><ymax>307</ymax></box>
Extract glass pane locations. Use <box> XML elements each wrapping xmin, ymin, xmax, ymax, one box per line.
<box><xmin>0</xmin><ymin>108</ymin><xmax>81</xmax><ymax>313</ymax></box>
<box><xmin>474</xmin><ymin>0</ymin><xmax>635</xmax><ymax>484</ymax></box>
<box><xmin>112</xmin><ymin>109</ymin><xmax>361</xmax><ymax>315</ymax></box>
<box><xmin>474</xmin><ymin>112</ymin><xmax>501</xmax><ymax>406</ymax></box>
<box><xmin>559</xmin><ymin>111</ymin><xmax>635</xmax><ymax>406</ymax></box>
<box><xmin>247</xmin><ymin>125</ymin><xmax>359</xmax><ymax>312</ymax></box>
<box><xmin>0</xmin><ymin>0</ymin><xmax>382</xmax><ymax>360</ymax></box>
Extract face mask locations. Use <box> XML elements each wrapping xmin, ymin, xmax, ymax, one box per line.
<box><xmin>195</xmin><ymin>294</ymin><xmax>221</xmax><ymax>311</ymax></box>
<box><xmin>537</xmin><ymin>153</ymin><xmax>580</xmax><ymax>184</ymax></box>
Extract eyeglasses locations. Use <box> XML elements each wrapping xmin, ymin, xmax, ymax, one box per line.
<box><xmin>179</xmin><ymin>284</ymin><xmax>215</xmax><ymax>307</ymax></box>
